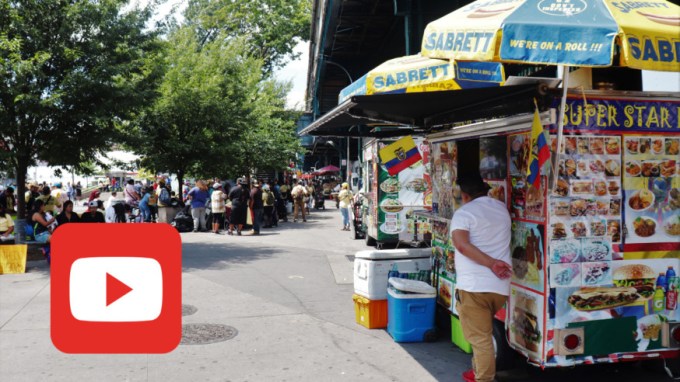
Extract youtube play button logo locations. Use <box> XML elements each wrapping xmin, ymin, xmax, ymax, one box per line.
<box><xmin>51</xmin><ymin>224</ymin><xmax>181</xmax><ymax>353</ymax></box>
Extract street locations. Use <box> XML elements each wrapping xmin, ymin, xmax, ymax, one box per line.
<box><xmin>0</xmin><ymin>201</ymin><xmax>671</xmax><ymax>381</ymax></box>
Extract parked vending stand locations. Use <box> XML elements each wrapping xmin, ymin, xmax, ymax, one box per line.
<box><xmin>358</xmin><ymin>137</ymin><xmax>432</xmax><ymax>247</ymax></box>
<box><xmin>425</xmin><ymin>90</ymin><xmax>680</xmax><ymax>369</ymax></box>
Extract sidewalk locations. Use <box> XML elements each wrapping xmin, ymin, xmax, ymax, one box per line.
<box><xmin>0</xmin><ymin>202</ymin><xmax>467</xmax><ymax>382</ymax></box>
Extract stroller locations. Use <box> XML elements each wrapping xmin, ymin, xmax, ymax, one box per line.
<box><xmin>171</xmin><ymin>205</ymin><xmax>194</xmax><ymax>232</ymax></box>
<box><xmin>314</xmin><ymin>189</ymin><xmax>325</xmax><ymax>210</ymax></box>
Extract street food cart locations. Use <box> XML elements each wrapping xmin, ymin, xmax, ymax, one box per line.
<box><xmin>426</xmin><ymin>90</ymin><xmax>680</xmax><ymax>369</ymax></box>
<box><xmin>358</xmin><ymin>138</ymin><xmax>432</xmax><ymax>247</ymax></box>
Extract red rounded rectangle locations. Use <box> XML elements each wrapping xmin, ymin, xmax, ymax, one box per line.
<box><xmin>50</xmin><ymin>223</ymin><xmax>182</xmax><ymax>354</ymax></box>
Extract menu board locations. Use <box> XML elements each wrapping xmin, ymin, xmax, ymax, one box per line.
<box><xmin>509</xmin><ymin>286</ymin><xmax>544</xmax><ymax>359</ymax></box>
<box><xmin>623</xmin><ymin>136</ymin><xmax>680</xmax><ymax>245</ymax></box>
<box><xmin>549</xmin><ymin>135</ymin><xmax>623</xmax><ymax>245</ymax></box>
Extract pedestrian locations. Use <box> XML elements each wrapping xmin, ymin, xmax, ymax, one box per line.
<box><xmin>228</xmin><ymin>178</ymin><xmax>249</xmax><ymax>235</ymax></box>
<box><xmin>75</xmin><ymin>181</ymin><xmax>82</xmax><ymax>201</ymax></box>
<box><xmin>0</xmin><ymin>186</ymin><xmax>16</xmax><ymax>215</ymax></box>
<box><xmin>124</xmin><ymin>179</ymin><xmax>140</xmax><ymax>206</ymax></box>
<box><xmin>291</xmin><ymin>181</ymin><xmax>308</xmax><ymax>223</ymax></box>
<box><xmin>80</xmin><ymin>200</ymin><xmax>106</xmax><ymax>223</ymax></box>
<box><xmin>147</xmin><ymin>185</ymin><xmax>158</xmax><ymax>222</ymax></box>
<box><xmin>186</xmin><ymin>180</ymin><xmax>209</xmax><ymax>232</ymax></box>
<box><xmin>262</xmin><ymin>184</ymin><xmax>275</xmax><ymax>228</ymax></box>
<box><xmin>24</xmin><ymin>182</ymin><xmax>40</xmax><ymax>218</ymax></box>
<box><xmin>450</xmin><ymin>173</ymin><xmax>512</xmax><ymax>382</ymax></box>
<box><xmin>306</xmin><ymin>181</ymin><xmax>315</xmax><ymax>215</ymax></box>
<box><xmin>156</xmin><ymin>180</ymin><xmax>173</xmax><ymax>223</ymax></box>
<box><xmin>56</xmin><ymin>200</ymin><xmax>80</xmax><ymax>226</ymax></box>
<box><xmin>138</xmin><ymin>187</ymin><xmax>152</xmax><ymax>223</ymax></box>
<box><xmin>0</xmin><ymin>203</ymin><xmax>15</xmax><ymax>243</ymax></box>
<box><xmin>105</xmin><ymin>191</ymin><xmax>119</xmax><ymax>210</ymax></box>
<box><xmin>210</xmin><ymin>183</ymin><xmax>227</xmax><ymax>234</ymax></box>
<box><xmin>38</xmin><ymin>186</ymin><xmax>60</xmax><ymax>215</ymax></box>
<box><xmin>31</xmin><ymin>199</ymin><xmax>55</xmax><ymax>243</ymax></box>
<box><xmin>249</xmin><ymin>180</ymin><xmax>264</xmax><ymax>235</ymax></box>
<box><xmin>66</xmin><ymin>182</ymin><xmax>74</xmax><ymax>201</ymax></box>
<box><xmin>337</xmin><ymin>182</ymin><xmax>353</xmax><ymax>231</ymax></box>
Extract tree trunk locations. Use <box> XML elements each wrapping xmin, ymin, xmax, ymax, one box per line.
<box><xmin>14</xmin><ymin>156</ymin><xmax>28</xmax><ymax>243</ymax></box>
<box><xmin>15</xmin><ymin>157</ymin><xmax>28</xmax><ymax>218</ymax></box>
<box><xmin>176</xmin><ymin>169</ymin><xmax>184</xmax><ymax>196</ymax></box>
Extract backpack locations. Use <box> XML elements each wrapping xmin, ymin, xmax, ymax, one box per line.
<box><xmin>159</xmin><ymin>188</ymin><xmax>171</xmax><ymax>205</ymax></box>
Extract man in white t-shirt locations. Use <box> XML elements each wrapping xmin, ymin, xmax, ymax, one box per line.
<box><xmin>450</xmin><ymin>173</ymin><xmax>511</xmax><ymax>382</ymax></box>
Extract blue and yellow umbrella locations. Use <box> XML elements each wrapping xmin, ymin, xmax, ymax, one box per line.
<box><xmin>421</xmin><ymin>0</ymin><xmax>680</xmax><ymax>72</ymax></box>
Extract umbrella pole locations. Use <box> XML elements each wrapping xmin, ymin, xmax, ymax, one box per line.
<box><xmin>551</xmin><ymin>65</ymin><xmax>570</xmax><ymax>194</ymax></box>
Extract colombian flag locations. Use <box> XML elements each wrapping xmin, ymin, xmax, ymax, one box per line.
<box><xmin>379</xmin><ymin>136</ymin><xmax>422</xmax><ymax>176</ymax></box>
<box><xmin>526</xmin><ymin>105</ymin><xmax>550</xmax><ymax>188</ymax></box>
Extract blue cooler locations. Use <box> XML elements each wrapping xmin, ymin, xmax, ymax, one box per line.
<box><xmin>387</xmin><ymin>278</ymin><xmax>437</xmax><ymax>342</ymax></box>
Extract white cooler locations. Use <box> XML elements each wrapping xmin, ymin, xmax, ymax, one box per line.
<box><xmin>353</xmin><ymin>248</ymin><xmax>432</xmax><ymax>300</ymax></box>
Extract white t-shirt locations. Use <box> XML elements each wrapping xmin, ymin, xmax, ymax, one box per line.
<box><xmin>450</xmin><ymin>196</ymin><xmax>511</xmax><ymax>296</ymax></box>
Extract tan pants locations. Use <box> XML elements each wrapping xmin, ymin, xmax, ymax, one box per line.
<box><xmin>456</xmin><ymin>289</ymin><xmax>507</xmax><ymax>382</ymax></box>
<box><xmin>293</xmin><ymin>200</ymin><xmax>306</xmax><ymax>221</ymax></box>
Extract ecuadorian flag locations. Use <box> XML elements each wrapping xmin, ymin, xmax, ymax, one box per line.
<box><xmin>379</xmin><ymin>136</ymin><xmax>422</xmax><ymax>176</ymax></box>
<box><xmin>527</xmin><ymin>106</ymin><xmax>550</xmax><ymax>188</ymax></box>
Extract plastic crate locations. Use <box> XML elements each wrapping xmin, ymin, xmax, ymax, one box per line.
<box><xmin>451</xmin><ymin>314</ymin><xmax>472</xmax><ymax>353</ymax></box>
<box><xmin>353</xmin><ymin>294</ymin><xmax>388</xmax><ymax>329</ymax></box>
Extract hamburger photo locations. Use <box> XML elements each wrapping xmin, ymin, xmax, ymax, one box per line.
<box><xmin>613</xmin><ymin>264</ymin><xmax>656</xmax><ymax>299</ymax></box>
<box><xmin>511</xmin><ymin>293</ymin><xmax>541</xmax><ymax>352</ymax></box>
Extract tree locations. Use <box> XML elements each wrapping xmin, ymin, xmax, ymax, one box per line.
<box><xmin>0</xmin><ymin>1</ymin><xmax>163</xmax><ymax>221</ymax></box>
<box><xmin>184</xmin><ymin>0</ymin><xmax>311</xmax><ymax>72</ymax></box>
<box><xmin>133</xmin><ymin>28</ymin><xmax>264</xmax><ymax>188</ymax></box>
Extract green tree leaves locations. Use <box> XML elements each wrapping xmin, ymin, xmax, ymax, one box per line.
<box><xmin>0</xmin><ymin>0</ymin><xmax>163</xmax><ymax>218</ymax></box>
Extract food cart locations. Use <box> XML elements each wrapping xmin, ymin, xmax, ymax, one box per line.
<box><xmin>358</xmin><ymin>137</ymin><xmax>432</xmax><ymax>248</ymax></box>
<box><xmin>426</xmin><ymin>90</ymin><xmax>680</xmax><ymax>369</ymax></box>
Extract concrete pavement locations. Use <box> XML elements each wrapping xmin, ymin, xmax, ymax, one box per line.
<box><xmin>0</xmin><ymin>202</ymin><xmax>670</xmax><ymax>381</ymax></box>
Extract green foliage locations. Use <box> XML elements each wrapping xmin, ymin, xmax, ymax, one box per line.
<box><xmin>132</xmin><ymin>27</ymin><xmax>302</xmax><ymax>184</ymax></box>
<box><xmin>184</xmin><ymin>0</ymin><xmax>311</xmax><ymax>73</ymax></box>
<box><xmin>0</xmin><ymin>0</ymin><xmax>164</xmax><ymax>217</ymax></box>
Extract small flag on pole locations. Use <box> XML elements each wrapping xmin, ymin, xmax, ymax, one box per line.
<box><xmin>379</xmin><ymin>136</ymin><xmax>422</xmax><ymax>176</ymax></box>
<box><xmin>527</xmin><ymin>102</ymin><xmax>550</xmax><ymax>188</ymax></box>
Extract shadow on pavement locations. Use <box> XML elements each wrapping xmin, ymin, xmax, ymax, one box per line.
<box><xmin>181</xmin><ymin>241</ymin><xmax>277</xmax><ymax>271</ymax></box>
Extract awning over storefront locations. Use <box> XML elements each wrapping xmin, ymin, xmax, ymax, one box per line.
<box><xmin>300</xmin><ymin>83</ymin><xmax>547</xmax><ymax>137</ymax></box>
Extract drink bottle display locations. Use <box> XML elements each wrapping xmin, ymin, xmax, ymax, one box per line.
<box><xmin>657</xmin><ymin>272</ymin><xmax>668</xmax><ymax>292</ymax></box>
<box><xmin>666</xmin><ymin>266</ymin><xmax>676</xmax><ymax>286</ymax></box>
<box><xmin>667</xmin><ymin>281</ymin><xmax>678</xmax><ymax>311</ymax></box>
<box><xmin>653</xmin><ymin>286</ymin><xmax>665</xmax><ymax>313</ymax></box>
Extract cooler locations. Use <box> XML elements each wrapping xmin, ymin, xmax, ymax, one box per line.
<box><xmin>451</xmin><ymin>315</ymin><xmax>472</xmax><ymax>353</ymax></box>
<box><xmin>387</xmin><ymin>278</ymin><xmax>437</xmax><ymax>343</ymax></box>
<box><xmin>352</xmin><ymin>294</ymin><xmax>388</xmax><ymax>329</ymax></box>
<box><xmin>354</xmin><ymin>248</ymin><xmax>432</xmax><ymax>300</ymax></box>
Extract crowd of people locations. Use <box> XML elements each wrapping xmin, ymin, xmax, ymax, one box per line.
<box><xmin>0</xmin><ymin>175</ymin><xmax>344</xmax><ymax>244</ymax></box>
<box><xmin>182</xmin><ymin>177</ymin><xmax>325</xmax><ymax>235</ymax></box>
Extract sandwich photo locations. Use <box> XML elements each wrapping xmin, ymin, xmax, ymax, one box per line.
<box><xmin>568</xmin><ymin>287</ymin><xmax>639</xmax><ymax>311</ymax></box>
<box><xmin>511</xmin><ymin>293</ymin><xmax>541</xmax><ymax>352</ymax></box>
<box><xmin>613</xmin><ymin>264</ymin><xmax>656</xmax><ymax>299</ymax></box>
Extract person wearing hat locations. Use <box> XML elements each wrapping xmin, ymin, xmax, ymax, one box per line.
<box><xmin>450</xmin><ymin>173</ymin><xmax>512</xmax><ymax>382</ymax></box>
<box><xmin>80</xmin><ymin>200</ymin><xmax>105</xmax><ymax>223</ymax></box>
<box><xmin>337</xmin><ymin>182</ymin><xmax>353</xmax><ymax>231</ymax></box>
<box><xmin>210</xmin><ymin>183</ymin><xmax>227</xmax><ymax>234</ymax></box>
<box><xmin>249</xmin><ymin>180</ymin><xmax>264</xmax><ymax>235</ymax></box>
<box><xmin>290</xmin><ymin>180</ymin><xmax>308</xmax><ymax>223</ymax></box>
<box><xmin>227</xmin><ymin>178</ymin><xmax>250</xmax><ymax>235</ymax></box>
<box><xmin>51</xmin><ymin>182</ymin><xmax>68</xmax><ymax>212</ymax></box>
<box><xmin>37</xmin><ymin>185</ymin><xmax>60</xmax><ymax>214</ymax></box>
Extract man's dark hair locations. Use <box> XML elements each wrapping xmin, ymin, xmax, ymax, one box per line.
<box><xmin>41</xmin><ymin>186</ymin><xmax>51</xmax><ymax>196</ymax></box>
<box><xmin>127</xmin><ymin>179</ymin><xmax>134</xmax><ymax>185</ymax></box>
<box><xmin>457</xmin><ymin>173</ymin><xmax>491</xmax><ymax>199</ymax></box>
<box><xmin>32</xmin><ymin>199</ymin><xmax>45</xmax><ymax>214</ymax></box>
<box><xmin>5</xmin><ymin>186</ymin><xmax>13</xmax><ymax>194</ymax></box>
